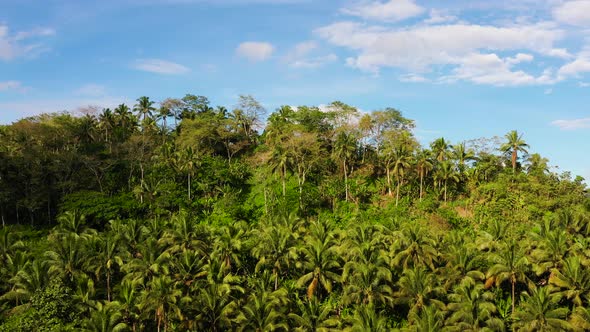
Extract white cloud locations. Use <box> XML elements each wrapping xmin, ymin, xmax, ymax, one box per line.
<box><xmin>558</xmin><ymin>47</ymin><xmax>590</xmax><ymax>78</ymax></box>
<box><xmin>133</xmin><ymin>58</ymin><xmax>190</xmax><ymax>74</ymax></box>
<box><xmin>544</xmin><ymin>88</ymin><xmax>553</xmax><ymax>94</ymax></box>
<box><xmin>399</xmin><ymin>73</ymin><xmax>428</xmax><ymax>82</ymax></box>
<box><xmin>551</xmin><ymin>117</ymin><xmax>590</xmax><ymax>130</ymax></box>
<box><xmin>0</xmin><ymin>24</ymin><xmax>55</xmax><ymax>61</ymax></box>
<box><xmin>236</xmin><ymin>41</ymin><xmax>275</xmax><ymax>61</ymax></box>
<box><xmin>442</xmin><ymin>53</ymin><xmax>555</xmax><ymax>86</ymax></box>
<box><xmin>291</xmin><ymin>54</ymin><xmax>338</xmax><ymax>68</ymax></box>
<box><xmin>316</xmin><ymin>21</ymin><xmax>566</xmax><ymax>85</ymax></box>
<box><xmin>423</xmin><ymin>9</ymin><xmax>458</xmax><ymax>25</ymax></box>
<box><xmin>341</xmin><ymin>0</ymin><xmax>425</xmax><ymax>22</ymax></box>
<box><xmin>553</xmin><ymin>0</ymin><xmax>590</xmax><ymax>27</ymax></box>
<box><xmin>579</xmin><ymin>81</ymin><xmax>590</xmax><ymax>87</ymax></box>
<box><xmin>283</xmin><ymin>41</ymin><xmax>337</xmax><ymax>68</ymax></box>
<box><xmin>75</xmin><ymin>84</ymin><xmax>107</xmax><ymax>97</ymax></box>
<box><xmin>0</xmin><ymin>81</ymin><xmax>22</xmax><ymax>91</ymax></box>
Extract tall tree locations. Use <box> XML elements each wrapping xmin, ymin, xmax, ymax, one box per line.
<box><xmin>500</xmin><ymin>130</ymin><xmax>529</xmax><ymax>173</ymax></box>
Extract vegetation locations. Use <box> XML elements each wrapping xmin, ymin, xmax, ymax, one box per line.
<box><xmin>0</xmin><ymin>94</ymin><xmax>588</xmax><ymax>331</ymax></box>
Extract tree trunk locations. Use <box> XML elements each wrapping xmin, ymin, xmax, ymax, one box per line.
<box><xmin>511</xmin><ymin>276</ymin><xmax>516</xmax><ymax>316</ymax></box>
<box><xmin>444</xmin><ymin>179</ymin><xmax>448</xmax><ymax>202</ymax></box>
<box><xmin>282</xmin><ymin>163</ymin><xmax>286</xmax><ymax>198</ymax></box>
<box><xmin>386</xmin><ymin>167</ymin><xmax>392</xmax><ymax>196</ymax></box>
<box><xmin>344</xmin><ymin>159</ymin><xmax>349</xmax><ymax>202</ymax></box>
<box><xmin>395</xmin><ymin>174</ymin><xmax>400</xmax><ymax>207</ymax></box>
<box><xmin>107</xmin><ymin>270</ymin><xmax>111</xmax><ymax>302</ymax></box>
<box><xmin>188</xmin><ymin>173</ymin><xmax>191</xmax><ymax>201</ymax></box>
<box><xmin>419</xmin><ymin>172</ymin><xmax>424</xmax><ymax>201</ymax></box>
<box><xmin>512</xmin><ymin>149</ymin><xmax>517</xmax><ymax>172</ymax></box>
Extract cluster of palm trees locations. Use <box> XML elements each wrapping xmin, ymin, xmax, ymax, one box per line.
<box><xmin>2</xmin><ymin>205</ymin><xmax>590</xmax><ymax>330</ymax></box>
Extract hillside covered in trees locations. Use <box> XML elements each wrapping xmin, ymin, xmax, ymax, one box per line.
<box><xmin>0</xmin><ymin>95</ymin><xmax>589</xmax><ymax>331</ymax></box>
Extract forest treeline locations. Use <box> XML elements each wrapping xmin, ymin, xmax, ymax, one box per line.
<box><xmin>0</xmin><ymin>94</ymin><xmax>589</xmax><ymax>331</ymax></box>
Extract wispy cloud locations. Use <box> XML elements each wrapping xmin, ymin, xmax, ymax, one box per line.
<box><xmin>341</xmin><ymin>0</ymin><xmax>425</xmax><ymax>22</ymax></box>
<box><xmin>283</xmin><ymin>41</ymin><xmax>337</xmax><ymax>68</ymax></box>
<box><xmin>551</xmin><ymin>118</ymin><xmax>590</xmax><ymax>130</ymax></box>
<box><xmin>0</xmin><ymin>24</ymin><xmax>56</xmax><ymax>61</ymax></box>
<box><xmin>75</xmin><ymin>84</ymin><xmax>107</xmax><ymax>97</ymax></box>
<box><xmin>236</xmin><ymin>41</ymin><xmax>275</xmax><ymax>61</ymax></box>
<box><xmin>0</xmin><ymin>81</ymin><xmax>23</xmax><ymax>91</ymax></box>
<box><xmin>133</xmin><ymin>58</ymin><xmax>190</xmax><ymax>74</ymax></box>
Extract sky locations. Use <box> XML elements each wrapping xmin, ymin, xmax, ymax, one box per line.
<box><xmin>1</xmin><ymin>0</ymin><xmax>590</xmax><ymax>180</ymax></box>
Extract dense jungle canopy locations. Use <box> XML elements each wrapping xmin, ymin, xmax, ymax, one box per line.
<box><xmin>0</xmin><ymin>94</ymin><xmax>589</xmax><ymax>331</ymax></box>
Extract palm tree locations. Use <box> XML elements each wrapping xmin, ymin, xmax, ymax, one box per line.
<box><xmin>333</xmin><ymin>131</ymin><xmax>357</xmax><ymax>202</ymax></box>
<box><xmin>430</xmin><ymin>137</ymin><xmax>450</xmax><ymax>162</ymax></box>
<box><xmin>296</xmin><ymin>220</ymin><xmax>341</xmax><ymax>300</ymax></box>
<box><xmin>156</xmin><ymin>106</ymin><xmax>172</xmax><ymax>132</ymax></box>
<box><xmin>211</xmin><ymin>221</ymin><xmax>249</xmax><ymax>273</ymax></box>
<box><xmin>45</xmin><ymin>233</ymin><xmax>89</xmax><ymax>285</ymax></box>
<box><xmin>436</xmin><ymin>161</ymin><xmax>459</xmax><ymax>202</ymax></box>
<box><xmin>404</xmin><ymin>304</ymin><xmax>445</xmax><ymax>332</ymax></box>
<box><xmin>487</xmin><ymin>241</ymin><xmax>530</xmax><ymax>316</ymax></box>
<box><xmin>570</xmin><ymin>306</ymin><xmax>590</xmax><ymax>331</ymax></box>
<box><xmin>268</xmin><ymin>145</ymin><xmax>290</xmax><ymax>198</ymax></box>
<box><xmin>395</xmin><ymin>266</ymin><xmax>443</xmax><ymax>320</ymax></box>
<box><xmin>513</xmin><ymin>286</ymin><xmax>571</xmax><ymax>331</ymax></box>
<box><xmin>116</xmin><ymin>279</ymin><xmax>141</xmax><ymax>332</ymax></box>
<box><xmin>87</xmin><ymin>234</ymin><xmax>122</xmax><ymax>302</ymax></box>
<box><xmin>236</xmin><ymin>284</ymin><xmax>289</xmax><ymax>331</ymax></box>
<box><xmin>346</xmin><ymin>304</ymin><xmax>389</xmax><ymax>332</ymax></box>
<box><xmin>452</xmin><ymin>142</ymin><xmax>477</xmax><ymax>174</ymax></box>
<box><xmin>83</xmin><ymin>301</ymin><xmax>128</xmax><ymax>332</ymax></box>
<box><xmin>445</xmin><ymin>277</ymin><xmax>505</xmax><ymax>331</ymax></box>
<box><xmin>288</xmin><ymin>297</ymin><xmax>337</xmax><ymax>332</ymax></box>
<box><xmin>391</xmin><ymin>145</ymin><xmax>412</xmax><ymax>206</ymax></box>
<box><xmin>178</xmin><ymin>147</ymin><xmax>199</xmax><ymax>201</ymax></box>
<box><xmin>133</xmin><ymin>96</ymin><xmax>156</xmax><ymax>123</ymax></box>
<box><xmin>500</xmin><ymin>130</ymin><xmax>529</xmax><ymax>173</ymax></box>
<box><xmin>415</xmin><ymin>150</ymin><xmax>433</xmax><ymax>201</ymax></box>
<box><xmin>252</xmin><ymin>223</ymin><xmax>298</xmax><ymax>290</ymax></box>
<box><xmin>549</xmin><ymin>256</ymin><xmax>590</xmax><ymax>308</ymax></box>
<box><xmin>139</xmin><ymin>275</ymin><xmax>183</xmax><ymax>332</ymax></box>
<box><xmin>194</xmin><ymin>276</ymin><xmax>244</xmax><ymax>332</ymax></box>
<box><xmin>392</xmin><ymin>222</ymin><xmax>439</xmax><ymax>271</ymax></box>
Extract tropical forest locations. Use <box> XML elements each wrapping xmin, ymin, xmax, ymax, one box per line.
<box><xmin>0</xmin><ymin>95</ymin><xmax>589</xmax><ymax>332</ymax></box>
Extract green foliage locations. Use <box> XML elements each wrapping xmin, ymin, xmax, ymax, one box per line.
<box><xmin>0</xmin><ymin>97</ymin><xmax>588</xmax><ymax>330</ymax></box>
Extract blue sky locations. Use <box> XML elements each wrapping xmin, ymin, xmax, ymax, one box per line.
<box><xmin>1</xmin><ymin>0</ymin><xmax>590</xmax><ymax>180</ymax></box>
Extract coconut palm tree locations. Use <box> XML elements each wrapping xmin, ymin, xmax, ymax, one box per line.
<box><xmin>391</xmin><ymin>145</ymin><xmax>412</xmax><ymax>206</ymax></box>
<box><xmin>83</xmin><ymin>301</ymin><xmax>128</xmax><ymax>332</ymax></box>
<box><xmin>288</xmin><ymin>297</ymin><xmax>338</xmax><ymax>332</ymax></box>
<box><xmin>252</xmin><ymin>223</ymin><xmax>298</xmax><ymax>290</ymax></box>
<box><xmin>549</xmin><ymin>256</ymin><xmax>590</xmax><ymax>308</ymax></box>
<box><xmin>415</xmin><ymin>150</ymin><xmax>433</xmax><ymax>201</ymax></box>
<box><xmin>500</xmin><ymin>130</ymin><xmax>529</xmax><ymax>173</ymax></box>
<box><xmin>392</xmin><ymin>222</ymin><xmax>439</xmax><ymax>271</ymax></box>
<box><xmin>445</xmin><ymin>277</ymin><xmax>505</xmax><ymax>331</ymax></box>
<box><xmin>333</xmin><ymin>131</ymin><xmax>357</xmax><ymax>202</ymax></box>
<box><xmin>431</xmin><ymin>137</ymin><xmax>450</xmax><ymax>162</ymax></box>
<box><xmin>139</xmin><ymin>275</ymin><xmax>183</xmax><ymax>332</ymax></box>
<box><xmin>134</xmin><ymin>96</ymin><xmax>156</xmax><ymax>123</ymax></box>
<box><xmin>435</xmin><ymin>161</ymin><xmax>459</xmax><ymax>202</ymax></box>
<box><xmin>487</xmin><ymin>241</ymin><xmax>530</xmax><ymax>316</ymax></box>
<box><xmin>512</xmin><ymin>286</ymin><xmax>571</xmax><ymax>331</ymax></box>
<box><xmin>236</xmin><ymin>282</ymin><xmax>289</xmax><ymax>331</ymax></box>
<box><xmin>296</xmin><ymin>220</ymin><xmax>341</xmax><ymax>300</ymax></box>
<box><xmin>395</xmin><ymin>266</ymin><xmax>444</xmax><ymax>320</ymax></box>
<box><xmin>346</xmin><ymin>304</ymin><xmax>389</xmax><ymax>332</ymax></box>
